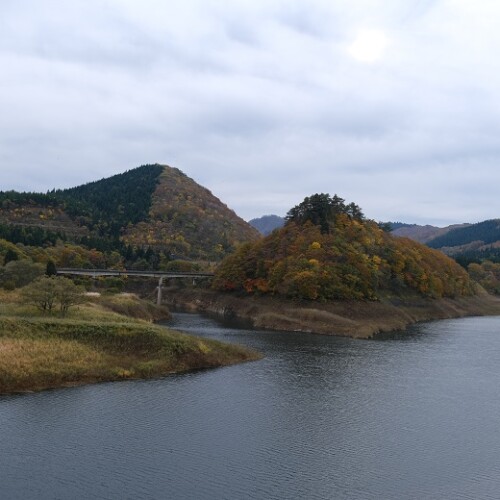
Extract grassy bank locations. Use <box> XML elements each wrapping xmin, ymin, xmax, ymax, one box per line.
<box><xmin>0</xmin><ymin>291</ymin><xmax>261</xmax><ymax>395</ymax></box>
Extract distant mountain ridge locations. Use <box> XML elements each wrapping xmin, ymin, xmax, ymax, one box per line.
<box><xmin>0</xmin><ymin>164</ymin><xmax>259</xmax><ymax>263</ymax></box>
<box><xmin>389</xmin><ymin>219</ymin><xmax>500</xmax><ymax>265</ymax></box>
<box><xmin>389</xmin><ymin>222</ymin><xmax>470</xmax><ymax>243</ymax></box>
<box><xmin>426</xmin><ymin>219</ymin><xmax>500</xmax><ymax>250</ymax></box>
<box><xmin>249</xmin><ymin>215</ymin><xmax>284</xmax><ymax>235</ymax></box>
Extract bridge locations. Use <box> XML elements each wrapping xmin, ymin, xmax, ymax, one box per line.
<box><xmin>57</xmin><ymin>268</ymin><xmax>214</xmax><ymax>305</ymax></box>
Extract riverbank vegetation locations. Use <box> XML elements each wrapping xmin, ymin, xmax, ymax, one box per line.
<box><xmin>0</xmin><ymin>290</ymin><xmax>260</xmax><ymax>395</ymax></box>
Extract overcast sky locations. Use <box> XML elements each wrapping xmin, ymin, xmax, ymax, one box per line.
<box><xmin>1</xmin><ymin>0</ymin><xmax>500</xmax><ymax>225</ymax></box>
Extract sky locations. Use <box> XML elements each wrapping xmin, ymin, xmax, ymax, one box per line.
<box><xmin>1</xmin><ymin>0</ymin><xmax>500</xmax><ymax>226</ymax></box>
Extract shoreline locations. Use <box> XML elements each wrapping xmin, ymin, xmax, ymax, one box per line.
<box><xmin>165</xmin><ymin>288</ymin><xmax>500</xmax><ymax>339</ymax></box>
<box><xmin>0</xmin><ymin>295</ymin><xmax>262</xmax><ymax>396</ymax></box>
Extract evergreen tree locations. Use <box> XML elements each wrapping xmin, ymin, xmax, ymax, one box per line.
<box><xmin>46</xmin><ymin>260</ymin><xmax>57</xmax><ymax>276</ymax></box>
<box><xmin>285</xmin><ymin>193</ymin><xmax>364</xmax><ymax>234</ymax></box>
<box><xmin>3</xmin><ymin>248</ymin><xmax>18</xmax><ymax>265</ymax></box>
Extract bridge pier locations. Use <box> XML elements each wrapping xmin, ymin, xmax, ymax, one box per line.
<box><xmin>157</xmin><ymin>276</ymin><xmax>164</xmax><ymax>305</ymax></box>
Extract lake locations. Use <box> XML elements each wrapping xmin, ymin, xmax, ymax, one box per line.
<box><xmin>2</xmin><ymin>313</ymin><xmax>500</xmax><ymax>499</ymax></box>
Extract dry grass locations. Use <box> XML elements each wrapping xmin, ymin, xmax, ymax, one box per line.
<box><xmin>0</xmin><ymin>290</ymin><xmax>170</xmax><ymax>322</ymax></box>
<box><xmin>0</xmin><ymin>291</ymin><xmax>261</xmax><ymax>395</ymax></box>
<box><xmin>290</xmin><ymin>308</ymin><xmax>358</xmax><ymax>325</ymax></box>
<box><xmin>0</xmin><ymin>338</ymin><xmax>107</xmax><ymax>392</ymax></box>
<box><xmin>95</xmin><ymin>293</ymin><xmax>171</xmax><ymax>321</ymax></box>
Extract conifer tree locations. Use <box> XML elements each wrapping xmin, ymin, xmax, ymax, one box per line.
<box><xmin>3</xmin><ymin>248</ymin><xmax>18</xmax><ymax>265</ymax></box>
<box><xmin>46</xmin><ymin>260</ymin><xmax>57</xmax><ymax>276</ymax></box>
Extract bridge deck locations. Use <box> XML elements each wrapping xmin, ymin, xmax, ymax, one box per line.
<box><xmin>57</xmin><ymin>268</ymin><xmax>214</xmax><ymax>279</ymax></box>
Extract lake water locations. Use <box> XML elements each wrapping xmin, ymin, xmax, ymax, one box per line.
<box><xmin>2</xmin><ymin>313</ymin><xmax>500</xmax><ymax>499</ymax></box>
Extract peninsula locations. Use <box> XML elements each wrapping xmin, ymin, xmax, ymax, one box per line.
<box><xmin>0</xmin><ymin>290</ymin><xmax>260</xmax><ymax>395</ymax></box>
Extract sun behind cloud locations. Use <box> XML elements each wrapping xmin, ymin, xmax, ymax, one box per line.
<box><xmin>348</xmin><ymin>29</ymin><xmax>389</xmax><ymax>63</ymax></box>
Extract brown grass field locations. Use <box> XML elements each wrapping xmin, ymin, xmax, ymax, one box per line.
<box><xmin>0</xmin><ymin>291</ymin><xmax>261</xmax><ymax>395</ymax></box>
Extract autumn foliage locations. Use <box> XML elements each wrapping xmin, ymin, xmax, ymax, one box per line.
<box><xmin>213</xmin><ymin>194</ymin><xmax>475</xmax><ymax>301</ymax></box>
<box><xmin>468</xmin><ymin>261</ymin><xmax>500</xmax><ymax>295</ymax></box>
<box><xmin>121</xmin><ymin>166</ymin><xmax>260</xmax><ymax>260</ymax></box>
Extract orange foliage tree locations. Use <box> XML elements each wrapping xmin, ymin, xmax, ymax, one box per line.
<box><xmin>213</xmin><ymin>194</ymin><xmax>476</xmax><ymax>301</ymax></box>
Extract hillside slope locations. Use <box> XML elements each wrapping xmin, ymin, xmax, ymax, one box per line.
<box><xmin>123</xmin><ymin>166</ymin><xmax>260</xmax><ymax>259</ymax></box>
<box><xmin>0</xmin><ymin>164</ymin><xmax>259</xmax><ymax>264</ymax></box>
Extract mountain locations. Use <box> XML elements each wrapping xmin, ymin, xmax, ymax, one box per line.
<box><xmin>213</xmin><ymin>194</ymin><xmax>475</xmax><ymax>301</ymax></box>
<box><xmin>249</xmin><ymin>215</ymin><xmax>284</xmax><ymax>235</ymax></box>
<box><xmin>425</xmin><ymin>219</ymin><xmax>500</xmax><ymax>265</ymax></box>
<box><xmin>0</xmin><ymin>164</ymin><xmax>259</xmax><ymax>266</ymax></box>
<box><xmin>426</xmin><ymin>219</ymin><xmax>500</xmax><ymax>251</ymax></box>
<box><xmin>389</xmin><ymin>222</ymin><xmax>470</xmax><ymax>243</ymax></box>
<box><xmin>122</xmin><ymin>166</ymin><xmax>260</xmax><ymax>259</ymax></box>
<box><xmin>390</xmin><ymin>219</ymin><xmax>500</xmax><ymax>264</ymax></box>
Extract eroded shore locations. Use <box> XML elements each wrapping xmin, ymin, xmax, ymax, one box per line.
<box><xmin>165</xmin><ymin>288</ymin><xmax>500</xmax><ymax>339</ymax></box>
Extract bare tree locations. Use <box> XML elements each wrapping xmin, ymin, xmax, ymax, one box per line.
<box><xmin>56</xmin><ymin>278</ymin><xmax>85</xmax><ymax>316</ymax></box>
<box><xmin>21</xmin><ymin>277</ymin><xmax>85</xmax><ymax>315</ymax></box>
<box><xmin>21</xmin><ymin>276</ymin><xmax>58</xmax><ymax>313</ymax></box>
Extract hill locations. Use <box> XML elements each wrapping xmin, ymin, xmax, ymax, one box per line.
<box><xmin>213</xmin><ymin>194</ymin><xmax>475</xmax><ymax>301</ymax></box>
<box><xmin>248</xmin><ymin>215</ymin><xmax>285</xmax><ymax>235</ymax></box>
<box><xmin>0</xmin><ymin>165</ymin><xmax>259</xmax><ymax>268</ymax></box>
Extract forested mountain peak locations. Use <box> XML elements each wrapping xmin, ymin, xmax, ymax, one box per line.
<box><xmin>54</xmin><ymin>164</ymin><xmax>164</xmax><ymax>232</ymax></box>
<box><xmin>0</xmin><ymin>164</ymin><xmax>259</xmax><ymax>267</ymax></box>
<box><xmin>122</xmin><ymin>165</ymin><xmax>260</xmax><ymax>259</ymax></box>
<box><xmin>213</xmin><ymin>194</ymin><xmax>475</xmax><ymax>301</ymax></box>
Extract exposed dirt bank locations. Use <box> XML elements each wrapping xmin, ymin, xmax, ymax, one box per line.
<box><xmin>165</xmin><ymin>288</ymin><xmax>500</xmax><ymax>339</ymax></box>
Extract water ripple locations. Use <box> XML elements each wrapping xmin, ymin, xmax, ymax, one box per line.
<box><xmin>2</xmin><ymin>314</ymin><xmax>500</xmax><ymax>499</ymax></box>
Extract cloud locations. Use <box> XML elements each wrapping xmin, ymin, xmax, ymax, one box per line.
<box><xmin>1</xmin><ymin>0</ymin><xmax>500</xmax><ymax>225</ymax></box>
